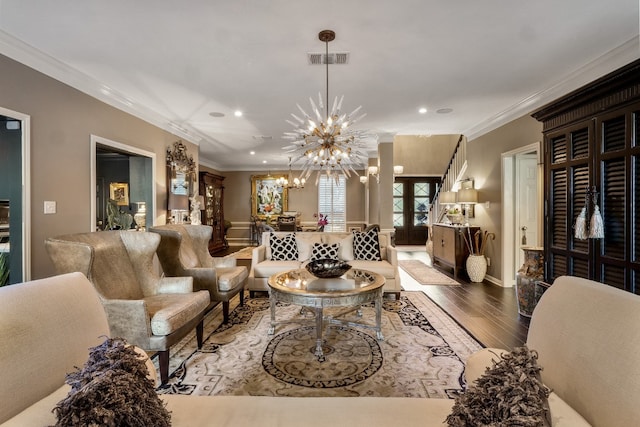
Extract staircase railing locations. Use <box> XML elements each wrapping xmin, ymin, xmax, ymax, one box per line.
<box><xmin>429</xmin><ymin>135</ymin><xmax>468</xmax><ymax>226</ymax></box>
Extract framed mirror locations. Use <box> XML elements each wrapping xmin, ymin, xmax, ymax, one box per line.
<box><xmin>166</xmin><ymin>140</ymin><xmax>196</xmax><ymax>223</ymax></box>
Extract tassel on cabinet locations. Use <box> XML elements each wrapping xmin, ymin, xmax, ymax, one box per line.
<box><xmin>590</xmin><ymin>204</ymin><xmax>604</xmax><ymax>239</ymax></box>
<box><xmin>574</xmin><ymin>206</ymin><xmax>588</xmax><ymax>240</ymax></box>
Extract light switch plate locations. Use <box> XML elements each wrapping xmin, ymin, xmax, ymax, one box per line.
<box><xmin>44</xmin><ymin>201</ymin><xmax>56</xmax><ymax>214</ymax></box>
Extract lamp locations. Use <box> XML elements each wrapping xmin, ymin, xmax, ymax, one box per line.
<box><xmin>283</xmin><ymin>29</ymin><xmax>375</xmax><ymax>184</ymax></box>
<box><xmin>393</xmin><ymin>165</ymin><xmax>404</xmax><ymax>175</ymax></box>
<box><xmin>276</xmin><ymin>157</ymin><xmax>306</xmax><ymax>189</ymax></box>
<box><xmin>439</xmin><ymin>191</ymin><xmax>457</xmax><ymax>206</ymax></box>
<box><xmin>168</xmin><ymin>193</ymin><xmax>189</xmax><ymax>224</ymax></box>
<box><xmin>457</xmin><ymin>188</ymin><xmax>478</xmax><ymax>224</ymax></box>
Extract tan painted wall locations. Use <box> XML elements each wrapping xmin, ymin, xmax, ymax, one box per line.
<box><xmin>0</xmin><ymin>54</ymin><xmax>192</xmax><ymax>279</ymax></box>
<box><xmin>466</xmin><ymin>115</ymin><xmax>543</xmax><ymax>282</ymax></box>
<box><xmin>393</xmin><ymin>134</ymin><xmax>459</xmax><ymax>176</ymax></box>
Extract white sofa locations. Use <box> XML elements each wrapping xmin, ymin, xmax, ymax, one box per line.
<box><xmin>247</xmin><ymin>231</ymin><xmax>401</xmax><ymax>297</ymax></box>
<box><xmin>2</xmin><ymin>272</ymin><xmax>639</xmax><ymax>426</ymax></box>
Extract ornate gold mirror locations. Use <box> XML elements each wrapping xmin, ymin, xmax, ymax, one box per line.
<box><xmin>166</xmin><ymin>140</ymin><xmax>196</xmax><ymax>223</ymax></box>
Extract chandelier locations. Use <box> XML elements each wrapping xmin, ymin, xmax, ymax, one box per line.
<box><xmin>276</xmin><ymin>157</ymin><xmax>306</xmax><ymax>189</ymax></box>
<box><xmin>283</xmin><ymin>29</ymin><xmax>375</xmax><ymax>183</ymax></box>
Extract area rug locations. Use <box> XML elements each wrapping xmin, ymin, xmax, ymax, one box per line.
<box><xmin>399</xmin><ymin>260</ymin><xmax>461</xmax><ymax>286</ymax></box>
<box><xmin>157</xmin><ymin>291</ymin><xmax>482</xmax><ymax>399</ymax></box>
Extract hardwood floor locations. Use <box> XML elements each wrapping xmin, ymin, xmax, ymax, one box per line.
<box><xmin>419</xmin><ymin>278</ymin><xmax>530</xmax><ymax>350</ymax></box>
<box><xmin>221</xmin><ymin>245</ymin><xmax>530</xmax><ymax>351</ymax></box>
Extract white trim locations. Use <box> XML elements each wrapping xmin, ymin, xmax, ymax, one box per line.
<box><xmin>465</xmin><ymin>37</ymin><xmax>640</xmax><ymax>141</ymax></box>
<box><xmin>501</xmin><ymin>142</ymin><xmax>541</xmax><ymax>288</ymax></box>
<box><xmin>90</xmin><ymin>135</ymin><xmax>157</xmax><ymax>232</ymax></box>
<box><xmin>0</xmin><ymin>106</ymin><xmax>31</xmax><ymax>281</ymax></box>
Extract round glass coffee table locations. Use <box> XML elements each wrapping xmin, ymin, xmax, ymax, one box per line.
<box><xmin>267</xmin><ymin>268</ymin><xmax>385</xmax><ymax>362</ymax></box>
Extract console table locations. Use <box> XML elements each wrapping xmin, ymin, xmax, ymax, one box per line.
<box><xmin>432</xmin><ymin>224</ymin><xmax>480</xmax><ymax>279</ymax></box>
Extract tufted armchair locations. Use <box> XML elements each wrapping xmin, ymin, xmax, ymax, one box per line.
<box><xmin>149</xmin><ymin>224</ymin><xmax>248</xmax><ymax>323</ymax></box>
<box><xmin>45</xmin><ymin>231</ymin><xmax>210</xmax><ymax>384</ymax></box>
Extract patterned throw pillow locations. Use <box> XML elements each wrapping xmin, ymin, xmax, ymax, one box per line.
<box><xmin>310</xmin><ymin>242</ymin><xmax>340</xmax><ymax>261</ymax></box>
<box><xmin>352</xmin><ymin>229</ymin><xmax>381</xmax><ymax>261</ymax></box>
<box><xmin>269</xmin><ymin>233</ymin><xmax>298</xmax><ymax>260</ymax></box>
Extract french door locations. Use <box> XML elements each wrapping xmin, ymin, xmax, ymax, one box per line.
<box><xmin>393</xmin><ymin>177</ymin><xmax>440</xmax><ymax>245</ymax></box>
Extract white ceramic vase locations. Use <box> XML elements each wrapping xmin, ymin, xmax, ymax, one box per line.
<box><xmin>466</xmin><ymin>254</ymin><xmax>487</xmax><ymax>283</ymax></box>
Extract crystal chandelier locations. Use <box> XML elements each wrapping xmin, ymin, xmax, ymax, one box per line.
<box><xmin>283</xmin><ymin>29</ymin><xmax>375</xmax><ymax>184</ymax></box>
<box><xmin>276</xmin><ymin>157</ymin><xmax>306</xmax><ymax>189</ymax></box>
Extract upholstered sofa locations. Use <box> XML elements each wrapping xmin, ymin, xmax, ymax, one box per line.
<box><xmin>248</xmin><ymin>230</ymin><xmax>402</xmax><ymax>298</ymax></box>
<box><xmin>2</xmin><ymin>272</ymin><xmax>638</xmax><ymax>426</ymax></box>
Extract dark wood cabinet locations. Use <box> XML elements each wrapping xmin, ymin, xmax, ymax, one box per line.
<box><xmin>199</xmin><ymin>172</ymin><xmax>226</xmax><ymax>254</ymax></box>
<box><xmin>432</xmin><ymin>224</ymin><xmax>480</xmax><ymax>278</ymax></box>
<box><xmin>532</xmin><ymin>59</ymin><xmax>640</xmax><ymax>292</ymax></box>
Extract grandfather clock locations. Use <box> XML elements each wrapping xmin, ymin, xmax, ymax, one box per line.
<box><xmin>199</xmin><ymin>172</ymin><xmax>226</xmax><ymax>254</ymax></box>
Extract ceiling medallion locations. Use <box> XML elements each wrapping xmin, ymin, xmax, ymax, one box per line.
<box><xmin>283</xmin><ymin>29</ymin><xmax>376</xmax><ymax>184</ymax></box>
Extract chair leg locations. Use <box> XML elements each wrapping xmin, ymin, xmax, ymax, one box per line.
<box><xmin>239</xmin><ymin>288</ymin><xmax>245</xmax><ymax>306</ymax></box>
<box><xmin>196</xmin><ymin>320</ymin><xmax>204</xmax><ymax>348</ymax></box>
<box><xmin>223</xmin><ymin>301</ymin><xmax>230</xmax><ymax>324</ymax></box>
<box><xmin>249</xmin><ymin>290</ymin><xmax>256</xmax><ymax>299</ymax></box>
<box><xmin>159</xmin><ymin>350</ymin><xmax>170</xmax><ymax>384</ymax></box>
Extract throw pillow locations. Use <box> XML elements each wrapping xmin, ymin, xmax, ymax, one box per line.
<box><xmin>269</xmin><ymin>233</ymin><xmax>298</xmax><ymax>261</ymax></box>
<box><xmin>446</xmin><ymin>346</ymin><xmax>551</xmax><ymax>427</ymax></box>
<box><xmin>310</xmin><ymin>242</ymin><xmax>340</xmax><ymax>261</ymax></box>
<box><xmin>52</xmin><ymin>337</ymin><xmax>171</xmax><ymax>426</ymax></box>
<box><xmin>352</xmin><ymin>229</ymin><xmax>381</xmax><ymax>261</ymax></box>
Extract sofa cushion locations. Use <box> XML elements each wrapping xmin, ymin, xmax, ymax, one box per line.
<box><xmin>253</xmin><ymin>260</ymin><xmax>303</xmax><ymax>279</ymax></box>
<box><xmin>216</xmin><ymin>266</ymin><xmax>248</xmax><ymax>292</ymax></box>
<box><xmin>146</xmin><ymin>291</ymin><xmax>209</xmax><ymax>336</ymax></box>
<box><xmin>352</xmin><ymin>229</ymin><xmax>381</xmax><ymax>261</ymax></box>
<box><xmin>295</xmin><ymin>233</ymin><xmax>323</xmax><ymax>261</ymax></box>
<box><xmin>324</xmin><ymin>233</ymin><xmax>354</xmax><ymax>261</ymax></box>
<box><xmin>310</xmin><ymin>243</ymin><xmax>340</xmax><ymax>261</ymax></box>
<box><xmin>269</xmin><ymin>233</ymin><xmax>298</xmax><ymax>261</ymax></box>
<box><xmin>349</xmin><ymin>260</ymin><xmax>395</xmax><ymax>279</ymax></box>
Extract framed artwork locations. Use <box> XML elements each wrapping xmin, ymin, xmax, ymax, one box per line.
<box><xmin>109</xmin><ymin>182</ymin><xmax>129</xmax><ymax>206</ymax></box>
<box><xmin>251</xmin><ymin>175</ymin><xmax>288</xmax><ymax>219</ymax></box>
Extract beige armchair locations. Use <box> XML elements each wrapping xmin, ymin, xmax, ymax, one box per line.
<box><xmin>149</xmin><ymin>224</ymin><xmax>248</xmax><ymax>323</ymax></box>
<box><xmin>45</xmin><ymin>231</ymin><xmax>210</xmax><ymax>384</ymax></box>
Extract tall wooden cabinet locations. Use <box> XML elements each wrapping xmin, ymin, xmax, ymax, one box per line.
<box><xmin>532</xmin><ymin>59</ymin><xmax>640</xmax><ymax>293</ymax></box>
<box><xmin>432</xmin><ymin>224</ymin><xmax>480</xmax><ymax>279</ymax></box>
<box><xmin>199</xmin><ymin>172</ymin><xmax>226</xmax><ymax>254</ymax></box>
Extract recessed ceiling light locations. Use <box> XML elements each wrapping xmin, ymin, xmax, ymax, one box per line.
<box><xmin>418</xmin><ymin>107</ymin><xmax>427</xmax><ymax>114</ymax></box>
<box><xmin>250</xmin><ymin>151</ymin><xmax>256</xmax><ymax>155</ymax></box>
<box><xmin>437</xmin><ymin>108</ymin><xmax>453</xmax><ymax>114</ymax></box>
<box><xmin>234</xmin><ymin>110</ymin><xmax>243</xmax><ymax>117</ymax></box>
<box><xmin>209</xmin><ymin>112</ymin><xmax>225</xmax><ymax>117</ymax></box>
<box><xmin>262</xmin><ymin>160</ymin><xmax>267</xmax><ymax>164</ymax></box>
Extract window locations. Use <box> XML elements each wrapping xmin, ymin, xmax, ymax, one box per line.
<box><xmin>318</xmin><ymin>174</ymin><xmax>346</xmax><ymax>231</ymax></box>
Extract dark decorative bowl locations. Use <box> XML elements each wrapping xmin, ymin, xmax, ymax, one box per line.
<box><xmin>305</xmin><ymin>259</ymin><xmax>352</xmax><ymax>279</ymax></box>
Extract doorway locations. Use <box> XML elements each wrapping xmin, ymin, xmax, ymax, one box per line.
<box><xmin>0</xmin><ymin>108</ymin><xmax>30</xmax><ymax>285</ymax></box>
<box><xmin>90</xmin><ymin>135</ymin><xmax>156</xmax><ymax>232</ymax></box>
<box><xmin>501</xmin><ymin>142</ymin><xmax>542</xmax><ymax>287</ymax></box>
<box><xmin>393</xmin><ymin>177</ymin><xmax>440</xmax><ymax>245</ymax></box>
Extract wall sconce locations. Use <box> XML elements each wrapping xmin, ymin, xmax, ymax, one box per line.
<box><xmin>367</xmin><ymin>165</ymin><xmax>379</xmax><ymax>183</ymax></box>
<box><xmin>359</xmin><ymin>175</ymin><xmax>368</xmax><ymax>184</ymax></box>
<box><xmin>393</xmin><ymin>165</ymin><xmax>404</xmax><ymax>175</ymax></box>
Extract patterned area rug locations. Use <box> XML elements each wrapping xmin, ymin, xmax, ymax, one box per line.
<box><xmin>399</xmin><ymin>260</ymin><xmax>461</xmax><ymax>286</ymax></box>
<box><xmin>157</xmin><ymin>292</ymin><xmax>482</xmax><ymax>398</ymax></box>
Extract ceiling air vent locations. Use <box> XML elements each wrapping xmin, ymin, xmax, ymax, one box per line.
<box><xmin>307</xmin><ymin>52</ymin><xmax>350</xmax><ymax>65</ymax></box>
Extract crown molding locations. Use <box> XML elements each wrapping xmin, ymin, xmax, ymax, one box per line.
<box><xmin>0</xmin><ymin>30</ymin><xmax>205</xmax><ymax>146</ymax></box>
<box><xmin>465</xmin><ymin>37</ymin><xmax>640</xmax><ymax>141</ymax></box>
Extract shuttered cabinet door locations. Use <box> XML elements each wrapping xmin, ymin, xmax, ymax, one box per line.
<box><xmin>545</xmin><ymin>120</ymin><xmax>593</xmax><ymax>281</ymax></box>
<box><xmin>596</xmin><ymin>105</ymin><xmax>640</xmax><ymax>292</ymax></box>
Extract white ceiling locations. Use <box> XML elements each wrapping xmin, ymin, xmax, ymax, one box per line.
<box><xmin>0</xmin><ymin>1</ymin><xmax>638</xmax><ymax>171</ymax></box>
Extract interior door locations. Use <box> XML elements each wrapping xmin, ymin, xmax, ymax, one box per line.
<box><xmin>515</xmin><ymin>154</ymin><xmax>539</xmax><ymax>273</ymax></box>
<box><xmin>394</xmin><ymin>177</ymin><xmax>439</xmax><ymax>245</ymax></box>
